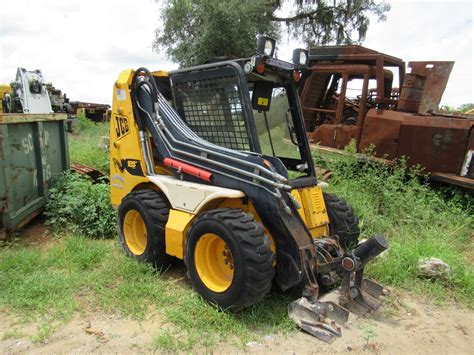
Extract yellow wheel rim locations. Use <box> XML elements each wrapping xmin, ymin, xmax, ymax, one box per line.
<box><xmin>194</xmin><ymin>233</ymin><xmax>234</xmax><ymax>293</ymax></box>
<box><xmin>123</xmin><ymin>210</ymin><xmax>147</xmax><ymax>255</ymax></box>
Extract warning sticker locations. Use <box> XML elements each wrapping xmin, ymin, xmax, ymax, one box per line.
<box><xmin>257</xmin><ymin>97</ymin><xmax>269</xmax><ymax>106</ymax></box>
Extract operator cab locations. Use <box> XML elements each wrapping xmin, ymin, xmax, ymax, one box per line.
<box><xmin>168</xmin><ymin>38</ymin><xmax>316</xmax><ymax>187</ymax></box>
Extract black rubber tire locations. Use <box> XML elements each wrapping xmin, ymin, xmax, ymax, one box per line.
<box><xmin>324</xmin><ymin>192</ymin><xmax>360</xmax><ymax>250</ymax></box>
<box><xmin>118</xmin><ymin>189</ymin><xmax>173</xmax><ymax>267</ymax></box>
<box><xmin>185</xmin><ymin>208</ymin><xmax>275</xmax><ymax>311</ymax></box>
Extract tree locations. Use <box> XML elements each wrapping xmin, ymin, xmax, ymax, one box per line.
<box><xmin>458</xmin><ymin>103</ymin><xmax>474</xmax><ymax>113</ymax></box>
<box><xmin>154</xmin><ymin>0</ymin><xmax>390</xmax><ymax>67</ymax></box>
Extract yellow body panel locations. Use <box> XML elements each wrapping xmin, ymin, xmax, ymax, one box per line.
<box><xmin>165</xmin><ymin>209</ymin><xmax>195</xmax><ymax>258</ymax></box>
<box><xmin>291</xmin><ymin>187</ymin><xmax>329</xmax><ymax>238</ymax></box>
<box><xmin>151</xmin><ymin>70</ymin><xmax>169</xmax><ymax>77</ymax></box>
<box><xmin>110</xmin><ymin>69</ymin><xmax>173</xmax><ymax>208</ymax></box>
<box><xmin>110</xmin><ymin>69</ymin><xmax>153</xmax><ymax>208</ymax></box>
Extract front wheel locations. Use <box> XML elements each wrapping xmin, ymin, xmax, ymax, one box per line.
<box><xmin>185</xmin><ymin>208</ymin><xmax>274</xmax><ymax>311</ymax></box>
<box><xmin>324</xmin><ymin>192</ymin><xmax>360</xmax><ymax>250</ymax></box>
<box><xmin>117</xmin><ymin>190</ymin><xmax>172</xmax><ymax>267</ymax></box>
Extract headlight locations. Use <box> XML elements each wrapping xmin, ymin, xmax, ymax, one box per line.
<box><xmin>257</xmin><ymin>36</ymin><xmax>276</xmax><ymax>57</ymax></box>
<box><xmin>299</xmin><ymin>51</ymin><xmax>307</xmax><ymax>65</ymax></box>
<box><xmin>292</xmin><ymin>48</ymin><xmax>309</xmax><ymax>66</ymax></box>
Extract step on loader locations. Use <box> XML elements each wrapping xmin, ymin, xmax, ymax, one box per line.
<box><xmin>109</xmin><ymin>37</ymin><xmax>389</xmax><ymax>342</ymax></box>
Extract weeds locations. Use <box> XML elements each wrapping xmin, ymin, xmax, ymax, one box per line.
<box><xmin>153</xmin><ymin>329</ymin><xmax>176</xmax><ymax>351</ymax></box>
<box><xmin>1</xmin><ymin>329</ymin><xmax>26</xmax><ymax>341</ymax></box>
<box><xmin>315</xmin><ymin>144</ymin><xmax>474</xmax><ymax>306</ymax></box>
<box><xmin>45</xmin><ymin>172</ymin><xmax>116</xmax><ymax>239</ymax></box>
<box><xmin>157</xmin><ymin>283</ymin><xmax>294</xmax><ymax>350</ymax></box>
<box><xmin>68</xmin><ymin>113</ymin><xmax>109</xmax><ymax>173</ymax></box>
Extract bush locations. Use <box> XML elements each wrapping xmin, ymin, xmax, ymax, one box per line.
<box><xmin>76</xmin><ymin>111</ymin><xmax>97</xmax><ymax>132</ymax></box>
<box><xmin>45</xmin><ymin>172</ymin><xmax>116</xmax><ymax>238</ymax></box>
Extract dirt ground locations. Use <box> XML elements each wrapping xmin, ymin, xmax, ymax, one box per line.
<box><xmin>1</xmin><ymin>290</ymin><xmax>472</xmax><ymax>354</ymax></box>
<box><xmin>1</xmin><ymin>219</ymin><xmax>473</xmax><ymax>354</ymax></box>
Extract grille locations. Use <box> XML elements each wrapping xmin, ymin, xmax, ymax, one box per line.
<box><xmin>311</xmin><ymin>188</ymin><xmax>324</xmax><ymax>211</ymax></box>
<box><xmin>172</xmin><ymin>74</ymin><xmax>251</xmax><ymax>151</ymax></box>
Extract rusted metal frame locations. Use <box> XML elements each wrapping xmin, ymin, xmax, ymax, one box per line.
<box><xmin>408</xmin><ymin>61</ymin><xmax>454</xmax><ymax>114</ymax></box>
<box><xmin>341</xmin><ymin>53</ymin><xmax>404</xmax><ymax>66</ymax></box>
<box><xmin>312</xmin><ymin>53</ymin><xmax>404</xmax><ymax>67</ymax></box>
<box><xmin>375</xmin><ymin>56</ymin><xmax>384</xmax><ymax>103</ymax></box>
<box><xmin>335</xmin><ymin>74</ymin><xmax>348</xmax><ymax>124</ymax></box>
<box><xmin>430</xmin><ymin>173</ymin><xmax>474</xmax><ymax>190</ymax></box>
<box><xmin>302</xmin><ymin>107</ymin><xmax>336</xmax><ymax>113</ymax></box>
<box><xmin>434</xmin><ymin>111</ymin><xmax>474</xmax><ymax>120</ymax></box>
<box><xmin>358</xmin><ymin>74</ymin><xmax>369</xmax><ymax>125</ymax></box>
<box><xmin>399</xmin><ymin>65</ymin><xmax>405</xmax><ymax>94</ymax></box>
<box><xmin>300</xmin><ymin>71</ymin><xmax>315</xmax><ymax>104</ymax></box>
<box><xmin>310</xmin><ymin>142</ymin><xmax>394</xmax><ymax>166</ymax></box>
<box><xmin>311</xmin><ymin>64</ymin><xmax>373</xmax><ymax>75</ymax></box>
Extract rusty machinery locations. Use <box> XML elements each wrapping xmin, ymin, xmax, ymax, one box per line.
<box><xmin>298</xmin><ymin>46</ymin><xmax>473</xmax><ymax>189</ymax></box>
<box><xmin>69</xmin><ymin>101</ymin><xmax>111</xmax><ymax>122</ymax></box>
<box><xmin>1</xmin><ymin>68</ymin><xmax>110</xmax><ymax>122</ymax></box>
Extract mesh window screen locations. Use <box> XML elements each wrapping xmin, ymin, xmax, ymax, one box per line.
<box><xmin>172</xmin><ymin>72</ymin><xmax>251</xmax><ymax>151</ymax></box>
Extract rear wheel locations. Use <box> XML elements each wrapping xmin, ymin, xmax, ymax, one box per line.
<box><xmin>185</xmin><ymin>208</ymin><xmax>274</xmax><ymax>311</ymax></box>
<box><xmin>118</xmin><ymin>190</ymin><xmax>172</xmax><ymax>267</ymax></box>
<box><xmin>324</xmin><ymin>192</ymin><xmax>360</xmax><ymax>250</ymax></box>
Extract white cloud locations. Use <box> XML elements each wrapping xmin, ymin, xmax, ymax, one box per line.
<box><xmin>363</xmin><ymin>0</ymin><xmax>473</xmax><ymax>107</ymax></box>
<box><xmin>0</xmin><ymin>0</ymin><xmax>472</xmax><ymax>107</ymax></box>
<box><xmin>0</xmin><ymin>0</ymin><xmax>175</xmax><ymax>104</ymax></box>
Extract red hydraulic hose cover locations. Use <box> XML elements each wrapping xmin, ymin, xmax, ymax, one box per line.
<box><xmin>163</xmin><ymin>157</ymin><xmax>213</xmax><ymax>182</ymax></box>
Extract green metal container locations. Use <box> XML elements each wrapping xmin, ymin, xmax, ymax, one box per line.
<box><xmin>0</xmin><ymin>113</ymin><xmax>69</xmax><ymax>238</ymax></box>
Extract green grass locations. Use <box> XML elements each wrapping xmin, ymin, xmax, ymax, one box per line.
<box><xmin>0</xmin><ymin>236</ymin><xmax>293</xmax><ymax>350</ymax></box>
<box><xmin>68</xmin><ymin>113</ymin><xmax>109</xmax><ymax>173</ymax></box>
<box><xmin>1</xmin><ymin>329</ymin><xmax>26</xmax><ymax>340</ymax></box>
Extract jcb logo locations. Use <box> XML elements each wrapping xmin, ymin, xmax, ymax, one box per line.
<box><xmin>115</xmin><ymin>115</ymin><xmax>130</xmax><ymax>138</ymax></box>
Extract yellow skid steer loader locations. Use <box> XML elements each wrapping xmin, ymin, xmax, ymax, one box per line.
<box><xmin>109</xmin><ymin>37</ymin><xmax>388</xmax><ymax>342</ymax></box>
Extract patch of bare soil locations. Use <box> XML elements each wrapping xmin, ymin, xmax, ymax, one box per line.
<box><xmin>1</xmin><ymin>292</ymin><xmax>473</xmax><ymax>354</ymax></box>
<box><xmin>224</xmin><ymin>293</ymin><xmax>474</xmax><ymax>354</ymax></box>
<box><xmin>6</xmin><ymin>215</ymin><xmax>56</xmax><ymax>250</ymax></box>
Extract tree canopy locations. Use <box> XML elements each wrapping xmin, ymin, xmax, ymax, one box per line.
<box><xmin>154</xmin><ymin>0</ymin><xmax>390</xmax><ymax>67</ymax></box>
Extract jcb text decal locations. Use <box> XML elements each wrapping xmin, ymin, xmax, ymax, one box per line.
<box><xmin>115</xmin><ymin>115</ymin><xmax>130</xmax><ymax>139</ymax></box>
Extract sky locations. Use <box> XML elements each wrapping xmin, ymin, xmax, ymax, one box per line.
<box><xmin>0</xmin><ymin>0</ymin><xmax>472</xmax><ymax>107</ymax></box>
